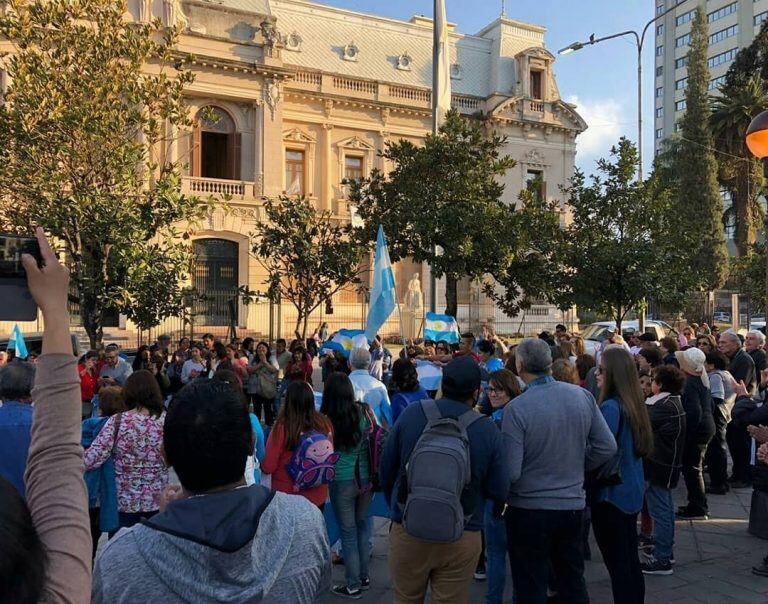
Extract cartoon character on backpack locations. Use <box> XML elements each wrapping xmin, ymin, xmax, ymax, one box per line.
<box><xmin>286</xmin><ymin>431</ymin><xmax>339</xmax><ymax>492</ymax></box>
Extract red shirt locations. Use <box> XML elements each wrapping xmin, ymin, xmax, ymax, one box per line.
<box><xmin>261</xmin><ymin>421</ymin><xmax>332</xmax><ymax>507</ymax></box>
<box><xmin>285</xmin><ymin>357</ymin><xmax>313</xmax><ymax>384</ymax></box>
<box><xmin>78</xmin><ymin>364</ymin><xmax>99</xmax><ymax>402</ymax></box>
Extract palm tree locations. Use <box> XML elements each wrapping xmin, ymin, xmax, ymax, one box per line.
<box><xmin>711</xmin><ymin>76</ymin><xmax>768</xmax><ymax>255</ymax></box>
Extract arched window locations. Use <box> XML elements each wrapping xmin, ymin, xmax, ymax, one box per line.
<box><xmin>191</xmin><ymin>106</ymin><xmax>242</xmax><ymax>180</ymax></box>
<box><xmin>192</xmin><ymin>238</ymin><xmax>239</xmax><ymax>326</ymax></box>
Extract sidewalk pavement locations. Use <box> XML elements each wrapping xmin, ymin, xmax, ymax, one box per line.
<box><xmin>318</xmin><ymin>484</ymin><xmax>768</xmax><ymax>603</ymax></box>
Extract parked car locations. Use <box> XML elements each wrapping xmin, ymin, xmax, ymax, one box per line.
<box><xmin>750</xmin><ymin>318</ymin><xmax>766</xmax><ymax>333</ymax></box>
<box><xmin>0</xmin><ymin>332</ymin><xmax>81</xmax><ymax>358</ymax></box>
<box><xmin>713</xmin><ymin>311</ymin><xmax>731</xmax><ymax>323</ymax></box>
<box><xmin>581</xmin><ymin>320</ymin><xmax>673</xmax><ymax>356</ymax></box>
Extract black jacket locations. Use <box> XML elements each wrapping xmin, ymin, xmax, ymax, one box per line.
<box><xmin>681</xmin><ymin>375</ymin><xmax>715</xmax><ymax>444</ymax></box>
<box><xmin>749</xmin><ymin>348</ymin><xmax>768</xmax><ymax>374</ymax></box>
<box><xmin>730</xmin><ymin>348</ymin><xmax>756</xmax><ymax>393</ymax></box>
<box><xmin>732</xmin><ymin>390</ymin><xmax>768</xmax><ymax>494</ymax></box>
<box><xmin>644</xmin><ymin>394</ymin><xmax>686</xmax><ymax>489</ymax></box>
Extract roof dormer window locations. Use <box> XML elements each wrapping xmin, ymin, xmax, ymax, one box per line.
<box><xmin>343</xmin><ymin>42</ymin><xmax>359</xmax><ymax>62</ymax></box>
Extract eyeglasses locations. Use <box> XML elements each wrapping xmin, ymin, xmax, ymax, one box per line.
<box><xmin>487</xmin><ymin>386</ymin><xmax>503</xmax><ymax>394</ymax></box>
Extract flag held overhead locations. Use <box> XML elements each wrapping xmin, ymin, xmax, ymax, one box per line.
<box><xmin>424</xmin><ymin>312</ymin><xmax>460</xmax><ymax>345</ymax></box>
<box><xmin>365</xmin><ymin>226</ymin><xmax>397</xmax><ymax>341</ymax></box>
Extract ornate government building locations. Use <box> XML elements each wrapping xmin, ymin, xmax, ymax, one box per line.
<box><xmin>9</xmin><ymin>0</ymin><xmax>589</xmax><ymax>340</ymax></box>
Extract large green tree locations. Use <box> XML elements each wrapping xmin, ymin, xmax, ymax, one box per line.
<box><xmin>0</xmin><ymin>0</ymin><xmax>213</xmax><ymax>347</ymax></box>
<box><xmin>711</xmin><ymin>77</ymin><xmax>767</xmax><ymax>255</ymax></box>
<box><xmin>674</xmin><ymin>5</ymin><xmax>729</xmax><ymax>288</ymax></box>
<box><xmin>562</xmin><ymin>139</ymin><xmax>696</xmax><ymax>329</ymax></box>
<box><xmin>349</xmin><ymin>110</ymin><xmax>516</xmax><ymax>317</ymax></box>
<box><xmin>252</xmin><ymin>196</ymin><xmax>367</xmax><ymax>339</ymax></box>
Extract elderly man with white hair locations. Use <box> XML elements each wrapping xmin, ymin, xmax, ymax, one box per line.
<box><xmin>746</xmin><ymin>330</ymin><xmax>768</xmax><ymax>374</ymax></box>
<box><xmin>348</xmin><ymin>347</ymin><xmax>393</xmax><ymax>426</ymax></box>
<box><xmin>721</xmin><ymin>331</ymin><xmax>758</xmax><ymax>488</ymax></box>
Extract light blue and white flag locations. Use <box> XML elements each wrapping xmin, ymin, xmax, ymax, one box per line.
<box><xmin>8</xmin><ymin>324</ymin><xmax>28</xmax><ymax>360</ymax></box>
<box><xmin>365</xmin><ymin>226</ymin><xmax>397</xmax><ymax>341</ymax></box>
<box><xmin>424</xmin><ymin>312</ymin><xmax>460</xmax><ymax>344</ymax></box>
<box><xmin>416</xmin><ymin>359</ymin><xmax>443</xmax><ymax>391</ymax></box>
<box><xmin>322</xmin><ymin>328</ymin><xmax>366</xmax><ymax>358</ymax></box>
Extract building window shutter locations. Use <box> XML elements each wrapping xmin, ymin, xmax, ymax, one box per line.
<box><xmin>191</xmin><ymin>126</ymin><xmax>202</xmax><ymax>177</ymax></box>
<box><xmin>228</xmin><ymin>132</ymin><xmax>242</xmax><ymax>180</ymax></box>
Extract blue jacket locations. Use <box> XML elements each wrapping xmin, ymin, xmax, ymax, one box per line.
<box><xmin>380</xmin><ymin>398</ymin><xmax>509</xmax><ymax>531</ymax></box>
<box><xmin>249</xmin><ymin>414</ymin><xmax>266</xmax><ymax>484</ymax></box>
<box><xmin>390</xmin><ymin>387</ymin><xmax>429</xmax><ymax>423</ymax></box>
<box><xmin>0</xmin><ymin>401</ymin><xmax>33</xmax><ymax>497</ymax></box>
<box><xmin>597</xmin><ymin>398</ymin><xmax>645</xmax><ymax>514</ymax></box>
<box><xmin>82</xmin><ymin>416</ymin><xmax>119</xmax><ymax>532</ymax></box>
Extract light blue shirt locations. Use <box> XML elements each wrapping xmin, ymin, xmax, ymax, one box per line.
<box><xmin>349</xmin><ymin>369</ymin><xmax>393</xmax><ymax>426</ymax></box>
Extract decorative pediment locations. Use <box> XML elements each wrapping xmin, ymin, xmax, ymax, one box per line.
<box><xmin>515</xmin><ymin>46</ymin><xmax>556</xmax><ymax>62</ymax></box>
<box><xmin>283</xmin><ymin>128</ymin><xmax>317</xmax><ymax>144</ymax></box>
<box><xmin>522</xmin><ymin>149</ymin><xmax>549</xmax><ymax>167</ymax></box>
<box><xmin>551</xmin><ymin>100</ymin><xmax>588</xmax><ymax>132</ymax></box>
<box><xmin>336</xmin><ymin>135</ymin><xmax>375</xmax><ymax>152</ymax></box>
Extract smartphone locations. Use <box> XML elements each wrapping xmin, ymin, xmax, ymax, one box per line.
<box><xmin>0</xmin><ymin>234</ymin><xmax>43</xmax><ymax>321</ymax></box>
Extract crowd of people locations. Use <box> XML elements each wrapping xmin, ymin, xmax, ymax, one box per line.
<box><xmin>4</xmin><ymin>231</ymin><xmax>768</xmax><ymax>604</ymax></box>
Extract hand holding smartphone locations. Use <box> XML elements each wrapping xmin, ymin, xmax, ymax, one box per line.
<box><xmin>0</xmin><ymin>233</ymin><xmax>43</xmax><ymax>321</ymax></box>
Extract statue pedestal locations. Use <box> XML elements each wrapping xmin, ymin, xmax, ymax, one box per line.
<box><xmin>402</xmin><ymin>309</ymin><xmax>421</xmax><ymax>341</ymax></box>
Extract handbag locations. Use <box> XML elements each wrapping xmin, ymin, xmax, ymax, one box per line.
<box><xmin>584</xmin><ymin>408</ymin><xmax>624</xmax><ymax>499</ymax></box>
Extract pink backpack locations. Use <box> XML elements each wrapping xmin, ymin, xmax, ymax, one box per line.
<box><xmin>285</xmin><ymin>431</ymin><xmax>339</xmax><ymax>492</ymax></box>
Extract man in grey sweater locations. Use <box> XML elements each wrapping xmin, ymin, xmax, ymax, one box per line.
<box><xmin>503</xmin><ymin>338</ymin><xmax>616</xmax><ymax>604</ymax></box>
<box><xmin>92</xmin><ymin>380</ymin><xmax>330</xmax><ymax>603</ymax></box>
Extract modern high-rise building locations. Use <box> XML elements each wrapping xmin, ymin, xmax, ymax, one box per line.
<box><xmin>654</xmin><ymin>0</ymin><xmax>768</xmax><ymax>152</ymax></box>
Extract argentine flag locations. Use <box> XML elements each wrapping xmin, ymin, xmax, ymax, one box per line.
<box><xmin>365</xmin><ymin>226</ymin><xmax>397</xmax><ymax>341</ymax></box>
<box><xmin>322</xmin><ymin>328</ymin><xmax>366</xmax><ymax>358</ymax></box>
<box><xmin>424</xmin><ymin>312</ymin><xmax>460</xmax><ymax>344</ymax></box>
<box><xmin>8</xmin><ymin>324</ymin><xmax>28</xmax><ymax>360</ymax></box>
<box><xmin>415</xmin><ymin>359</ymin><xmax>443</xmax><ymax>391</ymax></box>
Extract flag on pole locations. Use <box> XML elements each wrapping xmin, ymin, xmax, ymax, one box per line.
<box><xmin>424</xmin><ymin>312</ymin><xmax>460</xmax><ymax>344</ymax></box>
<box><xmin>8</xmin><ymin>324</ymin><xmax>28</xmax><ymax>360</ymax></box>
<box><xmin>365</xmin><ymin>226</ymin><xmax>397</xmax><ymax>341</ymax></box>
<box><xmin>321</xmin><ymin>328</ymin><xmax>366</xmax><ymax>358</ymax></box>
<box><xmin>433</xmin><ymin>0</ymin><xmax>452</xmax><ymax>130</ymax></box>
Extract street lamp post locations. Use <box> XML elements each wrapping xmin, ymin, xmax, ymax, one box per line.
<box><xmin>745</xmin><ymin>110</ymin><xmax>768</xmax><ymax>317</ymax></box>
<box><xmin>558</xmin><ymin>4</ymin><xmax>678</xmax><ymax>330</ymax></box>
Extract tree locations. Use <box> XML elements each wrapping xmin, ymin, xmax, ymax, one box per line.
<box><xmin>561</xmin><ymin>139</ymin><xmax>696</xmax><ymax>330</ymax></box>
<box><xmin>711</xmin><ymin>77</ymin><xmax>767</xmax><ymax>255</ymax></box>
<box><xmin>732</xmin><ymin>244</ymin><xmax>767</xmax><ymax>314</ymax></box>
<box><xmin>0</xmin><ymin>0</ymin><xmax>213</xmax><ymax>348</ymax></box>
<box><xmin>485</xmin><ymin>177</ymin><xmax>571</xmax><ymax>317</ymax></box>
<box><xmin>674</xmin><ymin>6</ymin><xmax>729</xmax><ymax>288</ymax></box>
<box><xmin>252</xmin><ymin>196</ymin><xmax>367</xmax><ymax>339</ymax></box>
<box><xmin>349</xmin><ymin>110</ymin><xmax>516</xmax><ymax>317</ymax></box>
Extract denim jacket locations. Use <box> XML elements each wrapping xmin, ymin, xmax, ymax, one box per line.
<box><xmin>82</xmin><ymin>416</ymin><xmax>119</xmax><ymax>532</ymax></box>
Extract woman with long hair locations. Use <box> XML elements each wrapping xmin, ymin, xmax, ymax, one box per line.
<box><xmin>83</xmin><ymin>370</ymin><xmax>168</xmax><ymax>529</ymax></box>
<box><xmin>132</xmin><ymin>345</ymin><xmax>151</xmax><ymax>372</ymax></box>
<box><xmin>247</xmin><ymin>341</ymin><xmax>279</xmax><ymax>426</ymax></box>
<box><xmin>321</xmin><ymin>372</ymin><xmax>375</xmax><ymax>598</ymax></box>
<box><xmin>285</xmin><ymin>346</ymin><xmax>314</xmax><ymax>385</ymax></box>
<box><xmin>389</xmin><ymin>358</ymin><xmax>428</xmax><ymax>423</ymax></box>
<box><xmin>261</xmin><ymin>381</ymin><xmax>333</xmax><ymax>507</ymax></box>
<box><xmin>483</xmin><ymin>369</ymin><xmax>521</xmax><ymax>604</ymax></box>
<box><xmin>594</xmin><ymin>346</ymin><xmax>654</xmax><ymax>604</ymax></box>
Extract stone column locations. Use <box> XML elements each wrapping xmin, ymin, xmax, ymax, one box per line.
<box><xmin>322</xmin><ymin>123</ymin><xmax>334</xmax><ymax>212</ymax></box>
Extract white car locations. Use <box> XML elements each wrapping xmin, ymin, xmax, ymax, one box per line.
<box><xmin>581</xmin><ymin>320</ymin><xmax>673</xmax><ymax>357</ymax></box>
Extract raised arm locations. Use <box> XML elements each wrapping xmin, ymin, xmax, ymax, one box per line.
<box><xmin>22</xmin><ymin>227</ymin><xmax>91</xmax><ymax>603</ymax></box>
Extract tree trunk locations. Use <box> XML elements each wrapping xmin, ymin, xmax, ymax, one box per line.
<box><xmin>301</xmin><ymin>313</ymin><xmax>310</xmax><ymax>342</ymax></box>
<box><xmin>734</xmin><ymin>161</ymin><xmax>757</xmax><ymax>256</ymax></box>
<box><xmin>444</xmin><ymin>274</ymin><xmax>458</xmax><ymax>319</ymax></box>
<box><xmin>81</xmin><ymin>294</ymin><xmax>104</xmax><ymax>350</ymax></box>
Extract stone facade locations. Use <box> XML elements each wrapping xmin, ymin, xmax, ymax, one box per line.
<box><xmin>1</xmin><ymin>0</ymin><xmax>588</xmax><ymax>341</ymax></box>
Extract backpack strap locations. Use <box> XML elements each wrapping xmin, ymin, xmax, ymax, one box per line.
<box><xmin>420</xmin><ymin>399</ymin><xmax>442</xmax><ymax>422</ymax></box>
<box><xmin>458</xmin><ymin>409</ymin><xmax>483</xmax><ymax>431</ymax></box>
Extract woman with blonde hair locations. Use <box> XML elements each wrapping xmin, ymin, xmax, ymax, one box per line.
<box><xmin>594</xmin><ymin>346</ymin><xmax>654</xmax><ymax>604</ymax></box>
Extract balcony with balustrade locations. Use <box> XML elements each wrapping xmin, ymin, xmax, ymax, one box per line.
<box><xmin>182</xmin><ymin>176</ymin><xmax>262</xmax><ymax>201</ymax></box>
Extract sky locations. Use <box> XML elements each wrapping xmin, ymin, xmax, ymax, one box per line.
<box><xmin>309</xmin><ymin>0</ymin><xmax>655</xmax><ymax>176</ymax></box>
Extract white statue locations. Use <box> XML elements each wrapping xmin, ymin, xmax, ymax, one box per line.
<box><xmin>163</xmin><ymin>0</ymin><xmax>189</xmax><ymax>29</ymax></box>
<box><xmin>139</xmin><ymin>0</ymin><xmax>153</xmax><ymax>22</ymax></box>
<box><xmin>404</xmin><ymin>273</ymin><xmax>424</xmax><ymax>314</ymax></box>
